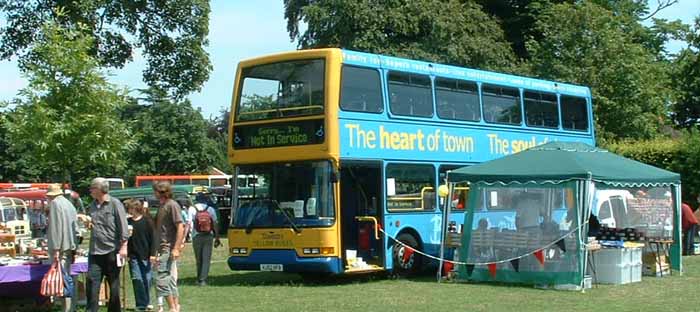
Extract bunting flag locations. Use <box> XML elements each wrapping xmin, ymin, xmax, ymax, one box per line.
<box><xmin>488</xmin><ymin>263</ymin><xmax>497</xmax><ymax>279</ymax></box>
<box><xmin>402</xmin><ymin>247</ymin><xmax>414</xmax><ymax>264</ymax></box>
<box><xmin>510</xmin><ymin>258</ymin><xmax>520</xmax><ymax>272</ymax></box>
<box><xmin>533</xmin><ymin>249</ymin><xmax>545</xmax><ymax>267</ymax></box>
<box><xmin>555</xmin><ymin>239</ymin><xmax>567</xmax><ymax>253</ymax></box>
<box><xmin>466</xmin><ymin>264</ymin><xmax>475</xmax><ymax>277</ymax></box>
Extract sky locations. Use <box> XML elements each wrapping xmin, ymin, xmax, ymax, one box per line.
<box><xmin>0</xmin><ymin>1</ymin><xmax>698</xmax><ymax>119</ymax></box>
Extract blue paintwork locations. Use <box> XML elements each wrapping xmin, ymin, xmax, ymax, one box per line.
<box><xmin>338</xmin><ymin>50</ymin><xmax>594</xmax><ymax>271</ymax></box>
<box><xmin>228</xmin><ymin>250</ymin><xmax>343</xmax><ymax>274</ymax></box>
<box><xmin>339</xmin><ymin>119</ymin><xmax>593</xmax><ymax>162</ymax></box>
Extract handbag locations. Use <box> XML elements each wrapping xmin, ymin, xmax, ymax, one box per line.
<box><xmin>40</xmin><ymin>260</ymin><xmax>65</xmax><ymax>297</ymax></box>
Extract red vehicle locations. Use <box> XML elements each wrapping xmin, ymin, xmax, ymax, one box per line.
<box><xmin>0</xmin><ymin>183</ymin><xmax>51</xmax><ymax>191</ymax></box>
<box><xmin>135</xmin><ymin>175</ymin><xmax>230</xmax><ymax>188</ymax></box>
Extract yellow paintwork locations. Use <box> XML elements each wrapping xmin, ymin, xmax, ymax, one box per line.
<box><xmin>227</xmin><ymin>49</ymin><xmax>345</xmax><ymax>259</ymax></box>
<box><xmin>227</xmin><ymin>48</ymin><xmax>342</xmax><ymax>165</ymax></box>
<box><xmin>228</xmin><ymin>225</ymin><xmax>340</xmax><ymax>258</ymax></box>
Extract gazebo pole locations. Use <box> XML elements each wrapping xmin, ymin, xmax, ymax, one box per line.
<box><xmin>437</xmin><ymin>182</ymin><xmax>455</xmax><ymax>283</ymax></box>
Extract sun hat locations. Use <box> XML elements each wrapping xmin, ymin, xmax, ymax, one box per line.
<box><xmin>46</xmin><ymin>184</ymin><xmax>63</xmax><ymax>197</ymax></box>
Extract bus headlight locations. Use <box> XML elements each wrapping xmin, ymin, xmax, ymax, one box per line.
<box><xmin>302</xmin><ymin>247</ymin><xmax>334</xmax><ymax>255</ymax></box>
<box><xmin>230</xmin><ymin>248</ymin><xmax>248</xmax><ymax>255</ymax></box>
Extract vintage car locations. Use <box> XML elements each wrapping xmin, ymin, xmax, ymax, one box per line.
<box><xmin>0</xmin><ymin>197</ymin><xmax>32</xmax><ymax>244</ymax></box>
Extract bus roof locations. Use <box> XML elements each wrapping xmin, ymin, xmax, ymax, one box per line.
<box><xmin>340</xmin><ymin>49</ymin><xmax>590</xmax><ymax>97</ymax></box>
<box><xmin>237</xmin><ymin>48</ymin><xmax>590</xmax><ymax>97</ymax></box>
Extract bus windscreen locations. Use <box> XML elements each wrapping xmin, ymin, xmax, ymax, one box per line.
<box><xmin>236</xmin><ymin>59</ymin><xmax>325</xmax><ymax>121</ymax></box>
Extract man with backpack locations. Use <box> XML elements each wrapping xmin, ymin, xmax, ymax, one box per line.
<box><xmin>189</xmin><ymin>196</ymin><xmax>220</xmax><ymax>286</ymax></box>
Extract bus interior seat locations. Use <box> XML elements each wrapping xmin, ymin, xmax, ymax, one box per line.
<box><xmin>422</xmin><ymin>191</ymin><xmax>436</xmax><ymax>210</ymax></box>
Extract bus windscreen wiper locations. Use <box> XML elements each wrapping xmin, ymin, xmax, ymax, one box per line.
<box><xmin>272</xmin><ymin>201</ymin><xmax>302</xmax><ymax>234</ymax></box>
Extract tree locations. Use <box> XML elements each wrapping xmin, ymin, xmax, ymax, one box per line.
<box><xmin>0</xmin><ymin>1</ymin><xmax>212</xmax><ymax>98</ymax></box>
<box><xmin>123</xmin><ymin>88</ymin><xmax>221</xmax><ymax>176</ymax></box>
<box><xmin>527</xmin><ymin>2</ymin><xmax>672</xmax><ymax>142</ymax></box>
<box><xmin>0</xmin><ymin>107</ymin><xmax>43</xmax><ymax>182</ymax></box>
<box><xmin>671</xmin><ymin>17</ymin><xmax>700</xmax><ymax>128</ymax></box>
<box><xmin>284</xmin><ymin>0</ymin><xmax>517</xmax><ymax>72</ymax></box>
<box><xmin>206</xmin><ymin>108</ymin><xmax>233</xmax><ymax>174</ymax></box>
<box><xmin>5</xmin><ymin>21</ymin><xmax>135</xmax><ymax>184</ymax></box>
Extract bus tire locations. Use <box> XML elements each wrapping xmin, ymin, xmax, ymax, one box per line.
<box><xmin>392</xmin><ymin>233</ymin><xmax>421</xmax><ymax>276</ymax></box>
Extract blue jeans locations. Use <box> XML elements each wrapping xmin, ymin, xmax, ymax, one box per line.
<box><xmin>129</xmin><ymin>258</ymin><xmax>152</xmax><ymax>309</ymax></box>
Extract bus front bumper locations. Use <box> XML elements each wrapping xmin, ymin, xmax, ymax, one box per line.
<box><xmin>228</xmin><ymin>250</ymin><xmax>343</xmax><ymax>274</ymax></box>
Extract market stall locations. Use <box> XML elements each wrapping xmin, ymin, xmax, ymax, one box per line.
<box><xmin>0</xmin><ymin>256</ymin><xmax>88</xmax><ymax>298</ymax></box>
<box><xmin>445</xmin><ymin>142</ymin><xmax>681</xmax><ymax>289</ymax></box>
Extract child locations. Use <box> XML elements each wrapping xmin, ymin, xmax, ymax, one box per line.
<box><xmin>125</xmin><ymin>199</ymin><xmax>156</xmax><ymax>311</ymax></box>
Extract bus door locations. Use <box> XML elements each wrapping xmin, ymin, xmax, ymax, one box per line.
<box><xmin>339</xmin><ymin>161</ymin><xmax>384</xmax><ymax>272</ymax></box>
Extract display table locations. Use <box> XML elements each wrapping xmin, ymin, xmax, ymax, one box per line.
<box><xmin>0</xmin><ymin>257</ymin><xmax>88</xmax><ymax>298</ymax></box>
<box><xmin>646</xmin><ymin>239</ymin><xmax>673</xmax><ymax>277</ymax></box>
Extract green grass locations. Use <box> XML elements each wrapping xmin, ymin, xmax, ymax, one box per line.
<box><xmin>156</xmin><ymin>240</ymin><xmax>700</xmax><ymax>312</ymax></box>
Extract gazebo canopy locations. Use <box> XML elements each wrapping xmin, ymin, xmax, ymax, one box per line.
<box><xmin>447</xmin><ymin>141</ymin><xmax>680</xmax><ymax>186</ymax></box>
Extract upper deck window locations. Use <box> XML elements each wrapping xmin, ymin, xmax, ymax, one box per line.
<box><xmin>340</xmin><ymin>66</ymin><xmax>383</xmax><ymax>113</ymax></box>
<box><xmin>482</xmin><ymin>84</ymin><xmax>522</xmax><ymax>125</ymax></box>
<box><xmin>524</xmin><ymin>90</ymin><xmax>559</xmax><ymax>128</ymax></box>
<box><xmin>561</xmin><ymin>95</ymin><xmax>589</xmax><ymax>131</ymax></box>
<box><xmin>388</xmin><ymin>71</ymin><xmax>433</xmax><ymax>118</ymax></box>
<box><xmin>236</xmin><ymin>59</ymin><xmax>325</xmax><ymax>121</ymax></box>
<box><xmin>435</xmin><ymin>77</ymin><xmax>480</xmax><ymax>122</ymax></box>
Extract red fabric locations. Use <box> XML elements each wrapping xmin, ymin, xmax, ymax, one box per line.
<box><xmin>533</xmin><ymin>250</ymin><xmax>545</xmax><ymax>267</ymax></box>
<box><xmin>487</xmin><ymin>263</ymin><xmax>497</xmax><ymax>278</ymax></box>
<box><xmin>402</xmin><ymin>247</ymin><xmax>414</xmax><ymax>263</ymax></box>
<box><xmin>681</xmin><ymin>203</ymin><xmax>699</xmax><ymax>231</ymax></box>
<box><xmin>443</xmin><ymin>262</ymin><xmax>454</xmax><ymax>276</ymax></box>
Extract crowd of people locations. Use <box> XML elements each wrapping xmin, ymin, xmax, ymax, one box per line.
<box><xmin>45</xmin><ymin>178</ymin><xmax>220</xmax><ymax>312</ymax></box>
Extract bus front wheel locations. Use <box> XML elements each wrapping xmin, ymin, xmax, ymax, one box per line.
<box><xmin>392</xmin><ymin>233</ymin><xmax>421</xmax><ymax>276</ymax></box>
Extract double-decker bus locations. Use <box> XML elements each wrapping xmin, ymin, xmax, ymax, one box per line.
<box><xmin>226</xmin><ymin>49</ymin><xmax>595</xmax><ymax>276</ymax></box>
<box><xmin>135</xmin><ymin>175</ymin><xmax>231</xmax><ymax>188</ymax></box>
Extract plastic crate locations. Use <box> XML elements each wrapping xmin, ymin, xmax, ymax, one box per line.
<box><xmin>594</xmin><ymin>263</ymin><xmax>641</xmax><ymax>285</ymax></box>
<box><xmin>630</xmin><ymin>263</ymin><xmax>642</xmax><ymax>283</ymax></box>
<box><xmin>594</xmin><ymin>247</ymin><xmax>642</xmax><ymax>267</ymax></box>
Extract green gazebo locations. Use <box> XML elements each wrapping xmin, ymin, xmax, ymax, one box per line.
<box><xmin>446</xmin><ymin>142</ymin><xmax>681</xmax><ymax>288</ymax></box>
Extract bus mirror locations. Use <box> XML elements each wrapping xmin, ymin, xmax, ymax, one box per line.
<box><xmin>438</xmin><ymin>185</ymin><xmax>449</xmax><ymax>198</ymax></box>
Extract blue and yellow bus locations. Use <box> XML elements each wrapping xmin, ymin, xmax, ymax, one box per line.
<box><xmin>227</xmin><ymin>49</ymin><xmax>594</xmax><ymax>276</ymax></box>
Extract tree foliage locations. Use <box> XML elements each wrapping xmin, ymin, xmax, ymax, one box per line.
<box><xmin>122</xmin><ymin>88</ymin><xmax>221</xmax><ymax>176</ymax></box>
<box><xmin>4</xmin><ymin>21</ymin><xmax>135</xmax><ymax>184</ymax></box>
<box><xmin>284</xmin><ymin>0</ymin><xmax>517</xmax><ymax>71</ymax></box>
<box><xmin>527</xmin><ymin>2</ymin><xmax>671</xmax><ymax>141</ymax></box>
<box><xmin>605</xmin><ymin>129</ymin><xmax>700</xmax><ymax>206</ymax></box>
<box><xmin>671</xmin><ymin>17</ymin><xmax>700</xmax><ymax>128</ymax></box>
<box><xmin>0</xmin><ymin>0</ymin><xmax>212</xmax><ymax>98</ymax></box>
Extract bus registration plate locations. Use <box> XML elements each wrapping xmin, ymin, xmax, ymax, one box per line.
<box><xmin>260</xmin><ymin>264</ymin><xmax>283</xmax><ymax>271</ymax></box>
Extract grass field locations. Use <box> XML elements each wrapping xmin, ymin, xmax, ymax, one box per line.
<box><xmin>145</xmin><ymin>239</ymin><xmax>699</xmax><ymax>312</ymax></box>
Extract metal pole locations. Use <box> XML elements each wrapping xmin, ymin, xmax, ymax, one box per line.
<box><xmin>438</xmin><ymin>181</ymin><xmax>455</xmax><ymax>282</ymax></box>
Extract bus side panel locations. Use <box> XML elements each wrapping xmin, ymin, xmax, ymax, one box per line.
<box><xmin>338</xmin><ymin>118</ymin><xmax>593</xmax><ymax>163</ymax></box>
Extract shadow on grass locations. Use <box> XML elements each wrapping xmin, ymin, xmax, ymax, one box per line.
<box><xmin>180</xmin><ymin>271</ymin><xmax>392</xmax><ymax>287</ymax></box>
